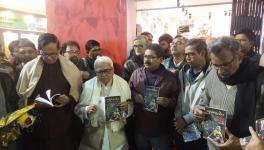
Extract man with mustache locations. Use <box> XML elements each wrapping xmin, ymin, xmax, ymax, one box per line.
<box><xmin>129</xmin><ymin>44</ymin><xmax>179</xmax><ymax>150</ymax></box>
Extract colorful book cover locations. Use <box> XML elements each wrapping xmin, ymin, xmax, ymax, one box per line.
<box><xmin>105</xmin><ymin>96</ymin><xmax>121</xmax><ymax>122</ymax></box>
<box><xmin>256</xmin><ymin>118</ymin><xmax>264</xmax><ymax>139</ymax></box>
<box><xmin>144</xmin><ymin>86</ymin><xmax>159</xmax><ymax>113</ymax></box>
<box><xmin>182</xmin><ymin>123</ymin><xmax>201</xmax><ymax>142</ymax></box>
<box><xmin>202</xmin><ymin>107</ymin><xmax>227</xmax><ymax>144</ymax></box>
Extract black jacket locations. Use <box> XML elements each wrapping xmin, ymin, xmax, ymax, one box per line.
<box><xmin>0</xmin><ymin>70</ymin><xmax>18</xmax><ymax>113</ymax></box>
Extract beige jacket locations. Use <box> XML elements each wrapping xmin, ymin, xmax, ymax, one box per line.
<box><xmin>16</xmin><ymin>55</ymin><xmax>82</xmax><ymax>105</ymax></box>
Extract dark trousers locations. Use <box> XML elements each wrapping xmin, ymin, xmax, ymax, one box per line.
<box><xmin>20</xmin><ymin>134</ymin><xmax>72</xmax><ymax>150</ymax></box>
<box><xmin>174</xmin><ymin>132</ymin><xmax>208</xmax><ymax>150</ymax></box>
<box><xmin>135</xmin><ymin>134</ymin><xmax>171</xmax><ymax>150</ymax></box>
<box><xmin>125</xmin><ymin>115</ymin><xmax>137</xmax><ymax>150</ymax></box>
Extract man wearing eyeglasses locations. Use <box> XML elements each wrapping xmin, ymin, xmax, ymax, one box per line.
<box><xmin>16</xmin><ymin>33</ymin><xmax>82</xmax><ymax>150</ymax></box>
<box><xmin>129</xmin><ymin>44</ymin><xmax>179</xmax><ymax>150</ymax></box>
<box><xmin>193</xmin><ymin>37</ymin><xmax>264</xmax><ymax>150</ymax></box>
<box><xmin>76</xmin><ymin>56</ymin><xmax>132</xmax><ymax>150</ymax></box>
<box><xmin>123</xmin><ymin>35</ymin><xmax>148</xmax><ymax>82</ymax></box>
<box><xmin>61</xmin><ymin>40</ymin><xmax>91</xmax><ymax>81</ymax></box>
<box><xmin>163</xmin><ymin>35</ymin><xmax>189</xmax><ymax>76</ymax></box>
<box><xmin>174</xmin><ymin>39</ymin><xmax>211</xmax><ymax>150</ymax></box>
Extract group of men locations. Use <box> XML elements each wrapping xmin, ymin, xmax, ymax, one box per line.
<box><xmin>1</xmin><ymin>28</ymin><xmax>264</xmax><ymax>150</ymax></box>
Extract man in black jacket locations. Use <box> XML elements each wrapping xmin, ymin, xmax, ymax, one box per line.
<box><xmin>0</xmin><ymin>69</ymin><xmax>18</xmax><ymax>117</ymax></box>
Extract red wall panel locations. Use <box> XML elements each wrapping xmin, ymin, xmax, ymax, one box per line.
<box><xmin>46</xmin><ymin>0</ymin><xmax>127</xmax><ymax>73</ymax></box>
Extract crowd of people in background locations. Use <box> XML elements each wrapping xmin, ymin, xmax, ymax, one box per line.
<box><xmin>1</xmin><ymin>28</ymin><xmax>264</xmax><ymax>150</ymax></box>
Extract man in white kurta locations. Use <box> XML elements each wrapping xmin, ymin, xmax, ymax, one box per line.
<box><xmin>75</xmin><ymin>56</ymin><xmax>132</xmax><ymax>150</ymax></box>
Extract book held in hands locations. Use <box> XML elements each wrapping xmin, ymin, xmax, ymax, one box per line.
<box><xmin>34</xmin><ymin>89</ymin><xmax>60</xmax><ymax>107</ymax></box>
<box><xmin>182</xmin><ymin>123</ymin><xmax>201</xmax><ymax>142</ymax></box>
<box><xmin>256</xmin><ymin>118</ymin><xmax>264</xmax><ymax>139</ymax></box>
<box><xmin>144</xmin><ymin>86</ymin><xmax>160</xmax><ymax>113</ymax></box>
<box><xmin>201</xmin><ymin>107</ymin><xmax>227</xmax><ymax>144</ymax></box>
<box><xmin>105</xmin><ymin>96</ymin><xmax>122</xmax><ymax>122</ymax></box>
<box><xmin>90</xmin><ymin>96</ymin><xmax>122</xmax><ymax>123</ymax></box>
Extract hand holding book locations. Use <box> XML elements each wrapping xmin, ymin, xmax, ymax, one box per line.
<box><xmin>193</xmin><ymin>105</ymin><xmax>206</xmax><ymax>122</ymax></box>
<box><xmin>118</xmin><ymin>101</ymin><xmax>128</xmax><ymax>112</ymax></box>
<box><xmin>55</xmin><ymin>94</ymin><xmax>70</xmax><ymax>107</ymax></box>
<box><xmin>34</xmin><ymin>89</ymin><xmax>70</xmax><ymax>107</ymax></box>
<box><xmin>134</xmin><ymin>93</ymin><xmax>144</xmax><ymax>104</ymax></box>
<box><xmin>216</xmin><ymin>128</ymin><xmax>241</xmax><ymax>150</ymax></box>
<box><xmin>175</xmin><ymin>117</ymin><xmax>188</xmax><ymax>134</ymax></box>
<box><xmin>157</xmin><ymin>97</ymin><xmax>170</xmax><ymax>108</ymax></box>
<box><xmin>86</xmin><ymin>104</ymin><xmax>97</xmax><ymax>114</ymax></box>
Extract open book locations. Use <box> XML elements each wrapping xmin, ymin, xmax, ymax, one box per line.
<box><xmin>201</xmin><ymin>107</ymin><xmax>227</xmax><ymax>144</ymax></box>
<box><xmin>34</xmin><ymin>89</ymin><xmax>60</xmax><ymax>107</ymax></box>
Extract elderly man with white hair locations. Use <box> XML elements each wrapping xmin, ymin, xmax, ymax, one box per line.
<box><xmin>75</xmin><ymin>56</ymin><xmax>132</xmax><ymax>150</ymax></box>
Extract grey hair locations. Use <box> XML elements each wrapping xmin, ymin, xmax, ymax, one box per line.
<box><xmin>208</xmin><ymin>36</ymin><xmax>241</xmax><ymax>55</ymax></box>
<box><xmin>94</xmin><ymin>56</ymin><xmax>114</xmax><ymax>69</ymax></box>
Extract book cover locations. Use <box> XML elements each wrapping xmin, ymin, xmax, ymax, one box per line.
<box><xmin>105</xmin><ymin>96</ymin><xmax>121</xmax><ymax>122</ymax></box>
<box><xmin>202</xmin><ymin>107</ymin><xmax>227</xmax><ymax>144</ymax></box>
<box><xmin>144</xmin><ymin>86</ymin><xmax>159</xmax><ymax>113</ymax></box>
<box><xmin>256</xmin><ymin>118</ymin><xmax>264</xmax><ymax>139</ymax></box>
<box><xmin>34</xmin><ymin>89</ymin><xmax>60</xmax><ymax>107</ymax></box>
<box><xmin>182</xmin><ymin>123</ymin><xmax>201</xmax><ymax>142</ymax></box>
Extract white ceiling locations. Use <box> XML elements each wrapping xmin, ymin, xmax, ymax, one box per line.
<box><xmin>0</xmin><ymin>0</ymin><xmax>45</xmax><ymax>15</ymax></box>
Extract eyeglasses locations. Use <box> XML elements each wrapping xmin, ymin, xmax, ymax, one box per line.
<box><xmin>235</xmin><ymin>39</ymin><xmax>249</xmax><ymax>43</ymax></box>
<box><xmin>144</xmin><ymin>55</ymin><xmax>158</xmax><ymax>60</ymax></box>
<box><xmin>212</xmin><ymin>57</ymin><xmax>235</xmax><ymax>69</ymax></box>
<box><xmin>95</xmin><ymin>68</ymin><xmax>113</xmax><ymax>75</ymax></box>
<box><xmin>171</xmin><ymin>41</ymin><xmax>185</xmax><ymax>46</ymax></box>
<box><xmin>65</xmin><ymin>50</ymin><xmax>80</xmax><ymax>54</ymax></box>
<box><xmin>185</xmin><ymin>52</ymin><xmax>196</xmax><ymax>57</ymax></box>
<box><xmin>133</xmin><ymin>45</ymin><xmax>143</xmax><ymax>48</ymax></box>
<box><xmin>39</xmin><ymin>51</ymin><xmax>58</xmax><ymax>57</ymax></box>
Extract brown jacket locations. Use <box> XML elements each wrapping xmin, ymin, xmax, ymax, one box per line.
<box><xmin>129</xmin><ymin>65</ymin><xmax>179</xmax><ymax>137</ymax></box>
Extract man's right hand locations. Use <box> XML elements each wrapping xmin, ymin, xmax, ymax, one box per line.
<box><xmin>86</xmin><ymin>104</ymin><xmax>97</xmax><ymax>114</ymax></box>
<box><xmin>134</xmin><ymin>93</ymin><xmax>144</xmax><ymax>104</ymax></box>
<box><xmin>175</xmin><ymin>117</ymin><xmax>188</xmax><ymax>134</ymax></box>
<box><xmin>193</xmin><ymin>105</ymin><xmax>206</xmax><ymax>122</ymax></box>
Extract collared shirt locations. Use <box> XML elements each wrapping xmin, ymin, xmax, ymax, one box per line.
<box><xmin>174</xmin><ymin>60</ymin><xmax>184</xmax><ymax>68</ymax></box>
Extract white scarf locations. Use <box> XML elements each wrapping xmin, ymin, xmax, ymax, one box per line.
<box><xmin>77</xmin><ymin>74</ymin><xmax>131</xmax><ymax>132</ymax></box>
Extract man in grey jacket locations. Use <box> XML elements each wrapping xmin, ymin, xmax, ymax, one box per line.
<box><xmin>175</xmin><ymin>39</ymin><xmax>211</xmax><ymax>150</ymax></box>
